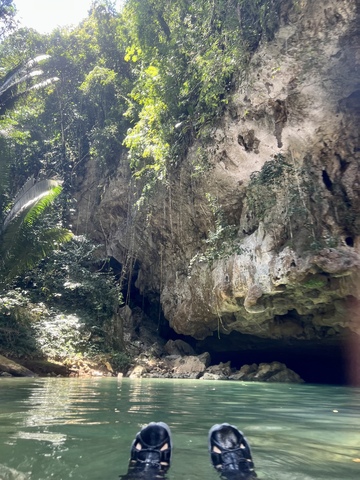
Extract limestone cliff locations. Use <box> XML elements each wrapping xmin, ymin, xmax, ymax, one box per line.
<box><xmin>75</xmin><ymin>0</ymin><xmax>360</xmax><ymax>357</ymax></box>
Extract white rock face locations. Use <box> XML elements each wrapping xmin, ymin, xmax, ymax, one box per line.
<box><xmin>75</xmin><ymin>0</ymin><xmax>360</xmax><ymax>342</ymax></box>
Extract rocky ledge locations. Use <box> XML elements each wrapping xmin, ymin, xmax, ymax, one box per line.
<box><xmin>127</xmin><ymin>340</ymin><xmax>304</xmax><ymax>383</ymax></box>
<box><xmin>0</xmin><ymin>316</ymin><xmax>304</xmax><ymax>382</ymax></box>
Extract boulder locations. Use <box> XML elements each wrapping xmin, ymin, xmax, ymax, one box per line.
<box><xmin>0</xmin><ymin>355</ymin><xmax>36</xmax><ymax>377</ymax></box>
<box><xmin>206</xmin><ymin>361</ymin><xmax>232</xmax><ymax>377</ymax></box>
<box><xmin>229</xmin><ymin>363</ymin><xmax>258</xmax><ymax>381</ymax></box>
<box><xmin>169</xmin><ymin>353</ymin><xmax>210</xmax><ymax>378</ymax></box>
<box><xmin>266</xmin><ymin>368</ymin><xmax>304</xmax><ymax>384</ymax></box>
<box><xmin>197</xmin><ymin>352</ymin><xmax>211</xmax><ymax>367</ymax></box>
<box><xmin>253</xmin><ymin>361</ymin><xmax>285</xmax><ymax>381</ymax></box>
<box><xmin>128</xmin><ymin>365</ymin><xmax>146</xmax><ymax>378</ymax></box>
<box><xmin>200</xmin><ymin>372</ymin><xmax>227</xmax><ymax>380</ymax></box>
<box><xmin>229</xmin><ymin>361</ymin><xmax>304</xmax><ymax>383</ymax></box>
<box><xmin>164</xmin><ymin>339</ymin><xmax>195</xmax><ymax>356</ymax></box>
<box><xmin>255</xmin><ymin>361</ymin><xmax>305</xmax><ymax>383</ymax></box>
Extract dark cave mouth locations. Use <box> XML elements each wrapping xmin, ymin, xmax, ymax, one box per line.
<box><xmin>208</xmin><ymin>345</ymin><xmax>347</xmax><ymax>385</ymax></box>
<box><xmin>195</xmin><ymin>332</ymin><xmax>350</xmax><ymax>386</ymax></box>
<box><xmin>161</xmin><ymin>321</ymin><xmax>350</xmax><ymax>385</ymax></box>
<box><xmin>123</xmin><ymin>269</ymin><xmax>351</xmax><ymax>386</ymax></box>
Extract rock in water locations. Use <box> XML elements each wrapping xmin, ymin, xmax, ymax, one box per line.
<box><xmin>0</xmin><ymin>355</ymin><xmax>36</xmax><ymax>377</ymax></box>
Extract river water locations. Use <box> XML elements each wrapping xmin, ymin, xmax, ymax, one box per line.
<box><xmin>0</xmin><ymin>378</ymin><xmax>359</xmax><ymax>480</ymax></box>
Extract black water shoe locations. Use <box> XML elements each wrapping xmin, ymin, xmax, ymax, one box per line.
<box><xmin>208</xmin><ymin>423</ymin><xmax>256</xmax><ymax>478</ymax></box>
<box><xmin>129</xmin><ymin>422</ymin><xmax>172</xmax><ymax>474</ymax></box>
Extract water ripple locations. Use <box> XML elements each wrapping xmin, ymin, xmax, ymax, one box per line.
<box><xmin>0</xmin><ymin>378</ymin><xmax>359</xmax><ymax>480</ymax></box>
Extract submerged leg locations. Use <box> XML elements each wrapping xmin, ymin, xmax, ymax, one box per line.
<box><xmin>208</xmin><ymin>423</ymin><xmax>257</xmax><ymax>479</ymax></box>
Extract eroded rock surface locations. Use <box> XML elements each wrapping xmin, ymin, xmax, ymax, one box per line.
<box><xmin>75</xmin><ymin>0</ymin><xmax>360</xmax><ymax>353</ymax></box>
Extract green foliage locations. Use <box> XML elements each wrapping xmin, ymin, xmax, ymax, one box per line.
<box><xmin>1</xmin><ymin>0</ymin><xmax>288</xmax><ymax>211</ymax></box>
<box><xmin>0</xmin><ymin>0</ymin><xmax>16</xmax><ymax>40</ymax></box>
<box><xmin>0</xmin><ymin>4</ymin><xmax>139</xmax><ymax>365</ymax></box>
<box><xmin>34</xmin><ymin>313</ymin><xmax>88</xmax><ymax>359</ymax></box>
<box><xmin>0</xmin><ymin>221</ymin><xmax>72</xmax><ymax>288</ymax></box>
<box><xmin>0</xmin><ymin>236</ymin><xmax>125</xmax><ymax>361</ymax></box>
<box><xmin>189</xmin><ymin>193</ymin><xmax>243</xmax><ymax>272</ymax></box>
<box><xmin>246</xmin><ymin>155</ymin><xmax>293</xmax><ymax>221</ymax></box>
<box><xmin>0</xmin><ymin>289</ymin><xmax>37</xmax><ymax>357</ymax></box>
<box><xmin>24</xmin><ymin>236</ymin><xmax>122</xmax><ymax>321</ymax></box>
<box><xmin>123</xmin><ymin>0</ymin><xmax>287</xmax><ymax>195</ymax></box>
<box><xmin>0</xmin><ymin>6</ymin><xmax>132</xmax><ymax>288</ymax></box>
<box><xmin>245</xmin><ymin>154</ymin><xmax>338</xmax><ymax>252</ymax></box>
<box><xmin>107</xmin><ymin>351</ymin><xmax>131</xmax><ymax>372</ymax></box>
<box><xmin>2</xmin><ymin>179</ymin><xmax>61</xmax><ymax>230</ymax></box>
<box><xmin>0</xmin><ymin>178</ymin><xmax>72</xmax><ymax>288</ymax></box>
<box><xmin>0</xmin><ymin>55</ymin><xmax>72</xmax><ymax>289</ymax></box>
<box><xmin>1</xmin><ymin>7</ymin><xmax>132</xmax><ymax>180</ymax></box>
<box><xmin>303</xmin><ymin>277</ymin><xmax>327</xmax><ymax>289</ymax></box>
<box><xmin>0</xmin><ymin>54</ymin><xmax>58</xmax><ymax>115</ymax></box>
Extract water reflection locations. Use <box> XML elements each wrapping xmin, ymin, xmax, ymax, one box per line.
<box><xmin>20</xmin><ymin>378</ymin><xmax>109</xmax><ymax>426</ymax></box>
<box><xmin>0</xmin><ymin>378</ymin><xmax>359</xmax><ymax>479</ymax></box>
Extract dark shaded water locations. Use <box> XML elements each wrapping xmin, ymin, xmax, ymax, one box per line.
<box><xmin>0</xmin><ymin>378</ymin><xmax>359</xmax><ymax>479</ymax></box>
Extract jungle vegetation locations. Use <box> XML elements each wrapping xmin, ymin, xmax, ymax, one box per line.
<box><xmin>0</xmin><ymin>0</ymin><xmax>286</xmax><ymax>367</ymax></box>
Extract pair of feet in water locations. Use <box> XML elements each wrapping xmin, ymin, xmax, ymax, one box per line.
<box><xmin>125</xmin><ymin>422</ymin><xmax>256</xmax><ymax>479</ymax></box>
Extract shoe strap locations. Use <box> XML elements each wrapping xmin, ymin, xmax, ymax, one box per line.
<box><xmin>133</xmin><ymin>446</ymin><xmax>171</xmax><ymax>466</ymax></box>
<box><xmin>221</xmin><ymin>448</ymin><xmax>250</xmax><ymax>467</ymax></box>
<box><xmin>211</xmin><ymin>440</ymin><xmax>255</xmax><ymax>472</ymax></box>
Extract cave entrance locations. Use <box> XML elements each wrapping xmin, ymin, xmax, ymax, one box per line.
<box><xmin>197</xmin><ymin>332</ymin><xmax>350</xmax><ymax>385</ymax></box>
<box><xmin>111</xmin><ymin>257</ymin><xmax>351</xmax><ymax>385</ymax></box>
<box><xmin>209</xmin><ymin>344</ymin><xmax>346</xmax><ymax>385</ymax></box>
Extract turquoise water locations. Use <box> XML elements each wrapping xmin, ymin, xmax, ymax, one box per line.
<box><xmin>0</xmin><ymin>378</ymin><xmax>359</xmax><ymax>479</ymax></box>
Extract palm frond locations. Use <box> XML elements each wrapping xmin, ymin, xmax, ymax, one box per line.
<box><xmin>2</xmin><ymin>178</ymin><xmax>62</xmax><ymax>232</ymax></box>
<box><xmin>0</xmin><ymin>55</ymin><xmax>58</xmax><ymax>114</ymax></box>
<box><xmin>0</xmin><ymin>54</ymin><xmax>70</xmax><ymax>289</ymax></box>
<box><xmin>29</xmin><ymin>77</ymin><xmax>60</xmax><ymax>91</ymax></box>
<box><xmin>0</xmin><ymin>180</ymin><xmax>72</xmax><ymax>287</ymax></box>
<box><xmin>0</xmin><ymin>55</ymin><xmax>51</xmax><ymax>95</ymax></box>
<box><xmin>24</xmin><ymin>185</ymin><xmax>63</xmax><ymax>227</ymax></box>
<box><xmin>11</xmin><ymin>176</ymin><xmax>36</xmax><ymax>204</ymax></box>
